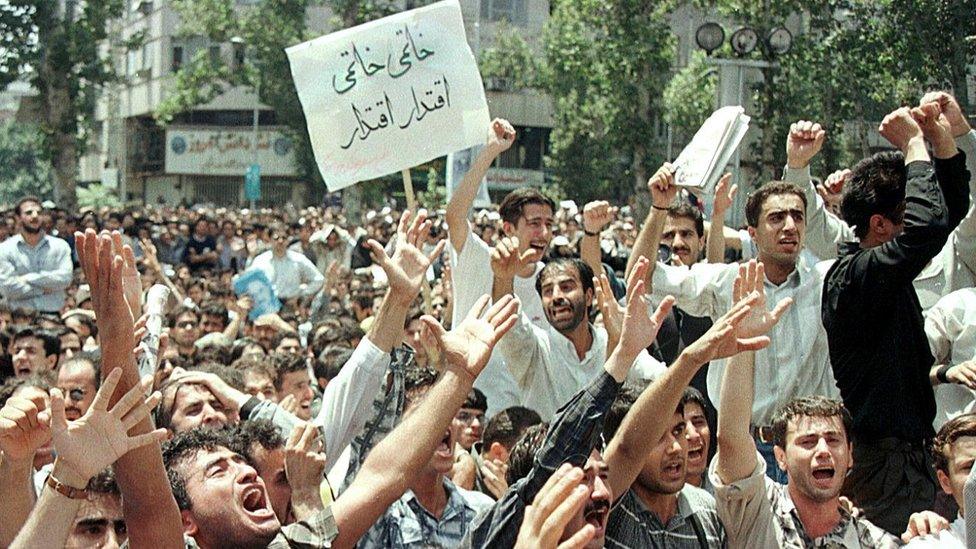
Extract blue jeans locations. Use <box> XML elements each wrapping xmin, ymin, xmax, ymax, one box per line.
<box><xmin>756</xmin><ymin>438</ymin><xmax>789</xmax><ymax>484</ymax></box>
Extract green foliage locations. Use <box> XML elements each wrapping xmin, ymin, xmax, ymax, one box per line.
<box><xmin>541</xmin><ymin>0</ymin><xmax>677</xmax><ymax>205</ymax></box>
<box><xmin>0</xmin><ymin>122</ymin><xmax>53</xmax><ymax>205</ymax></box>
<box><xmin>0</xmin><ymin>0</ymin><xmax>135</xmax><ymax>210</ymax></box>
<box><xmin>478</xmin><ymin>22</ymin><xmax>540</xmax><ymax>90</ymax></box>
<box><xmin>77</xmin><ymin>184</ymin><xmax>123</xmax><ymax>210</ymax></box>
<box><xmin>662</xmin><ymin>51</ymin><xmax>717</xmax><ymax>146</ymax></box>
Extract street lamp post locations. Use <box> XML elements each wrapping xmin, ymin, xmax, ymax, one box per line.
<box><xmin>233</xmin><ymin>36</ymin><xmax>261</xmax><ymax>210</ymax></box>
<box><xmin>694</xmin><ymin>22</ymin><xmax>792</xmax><ymax>226</ymax></box>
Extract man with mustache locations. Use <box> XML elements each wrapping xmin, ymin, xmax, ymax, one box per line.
<box><xmin>491</xmin><ymin>254</ymin><xmax>665</xmax><ymax>419</ymax></box>
<box><xmin>0</xmin><ymin>196</ymin><xmax>73</xmax><ymax>314</ymax></box>
<box><xmin>56</xmin><ymin>352</ymin><xmax>100</xmax><ymax>421</ymax></box>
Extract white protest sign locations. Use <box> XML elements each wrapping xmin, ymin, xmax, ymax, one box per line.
<box><xmin>286</xmin><ymin>0</ymin><xmax>490</xmax><ymax>192</ymax></box>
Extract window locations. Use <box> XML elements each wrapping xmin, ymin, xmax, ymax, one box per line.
<box><xmin>497</xmin><ymin>126</ymin><xmax>549</xmax><ymax>170</ymax></box>
<box><xmin>480</xmin><ymin>0</ymin><xmax>526</xmax><ymax>24</ymax></box>
<box><xmin>172</xmin><ymin>45</ymin><xmax>183</xmax><ymax>71</ymax></box>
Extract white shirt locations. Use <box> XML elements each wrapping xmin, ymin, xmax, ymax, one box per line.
<box><xmin>787</xmin><ymin>129</ymin><xmax>976</xmax><ymax>311</ymax></box>
<box><xmin>497</xmin><ymin>310</ymin><xmax>666</xmax><ymax>419</ymax></box>
<box><xmin>250</xmin><ymin>249</ymin><xmax>325</xmax><ymax>300</ymax></box>
<box><xmin>450</xmin><ymin>229</ymin><xmax>545</xmax><ymax>416</ymax></box>
<box><xmin>904</xmin><ymin>516</ymin><xmax>966</xmax><ymax>548</ymax></box>
<box><xmin>651</xmin><ymin>257</ymin><xmax>840</xmax><ymax>426</ymax></box>
<box><xmin>314</xmin><ymin>336</ymin><xmax>390</xmax><ymax>472</ymax></box>
<box><xmin>925</xmin><ymin>288</ymin><xmax>976</xmax><ymax>429</ymax></box>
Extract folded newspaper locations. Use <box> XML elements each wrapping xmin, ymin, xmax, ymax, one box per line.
<box><xmin>672</xmin><ymin>106</ymin><xmax>750</xmax><ymax>193</ymax></box>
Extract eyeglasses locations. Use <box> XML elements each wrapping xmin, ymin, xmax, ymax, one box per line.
<box><xmin>61</xmin><ymin>388</ymin><xmax>87</xmax><ymax>402</ymax></box>
<box><xmin>456</xmin><ymin>411</ymin><xmax>485</xmax><ymax>425</ymax></box>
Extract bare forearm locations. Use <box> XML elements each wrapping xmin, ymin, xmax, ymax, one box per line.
<box><xmin>367</xmin><ymin>290</ymin><xmax>410</xmax><ymax>353</ymax></box>
<box><xmin>0</xmin><ymin>457</ymin><xmax>36</xmax><ymax>547</ymax></box>
<box><xmin>706</xmin><ymin>212</ymin><xmax>727</xmax><ymax>264</ymax></box>
<box><xmin>290</xmin><ymin>487</ymin><xmax>324</xmax><ymax>522</ymax></box>
<box><xmin>626</xmin><ymin>210</ymin><xmax>667</xmax><ymax>281</ymax></box>
<box><xmin>9</xmin><ymin>475</ymin><xmax>81</xmax><ymax>549</ymax></box>
<box><xmin>446</xmin><ymin>148</ymin><xmax>497</xmax><ymax>251</ymax></box>
<box><xmin>716</xmin><ymin>351</ymin><xmax>758</xmax><ymax>484</ymax></box>
<box><xmin>580</xmin><ymin>234</ymin><xmax>602</xmax><ymax>275</ymax></box>
<box><xmin>492</xmin><ymin>275</ymin><xmax>514</xmax><ymax>303</ymax></box>
<box><xmin>331</xmin><ymin>371</ymin><xmax>471</xmax><ymax>548</ymax></box>
<box><xmin>605</xmin><ymin>352</ymin><xmax>702</xmax><ymax>496</ymax></box>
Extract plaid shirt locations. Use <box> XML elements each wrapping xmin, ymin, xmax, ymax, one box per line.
<box><xmin>605</xmin><ymin>485</ymin><xmax>726</xmax><ymax>548</ymax></box>
<box><xmin>358</xmin><ymin>477</ymin><xmax>493</xmax><ymax>549</ymax></box>
<box><xmin>462</xmin><ymin>369</ymin><xmax>622</xmax><ymax>549</ymax></box>
<box><xmin>710</xmin><ymin>455</ymin><xmax>899</xmax><ymax>548</ymax></box>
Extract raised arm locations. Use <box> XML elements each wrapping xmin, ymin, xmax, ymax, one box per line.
<box><xmin>75</xmin><ymin>230</ymin><xmax>184</xmax><ymax>549</ymax></box>
<box><xmin>580</xmin><ymin>201</ymin><xmax>616</xmax><ymax>276</ymax></box>
<box><xmin>490</xmin><ymin>236</ymin><xmax>534</xmax><ymax>303</ymax></box>
<box><xmin>446</xmin><ymin>119</ymin><xmax>515</xmax><ymax>254</ymax></box>
<box><xmin>706</xmin><ymin>174</ymin><xmax>735</xmax><ymax>265</ymax></box>
<box><xmin>625</xmin><ymin>163</ymin><xmax>676</xmax><ymax>281</ymax></box>
<box><xmin>11</xmin><ymin>368</ymin><xmax>165</xmax><ymax>549</ymax></box>
<box><xmin>330</xmin><ymin>295</ymin><xmax>518</xmax><ymax>549</ymax></box>
<box><xmin>604</xmin><ymin>259</ymin><xmax>790</xmax><ymax>497</ymax></box>
<box><xmin>0</xmin><ymin>393</ymin><xmax>49</xmax><ymax>546</ymax></box>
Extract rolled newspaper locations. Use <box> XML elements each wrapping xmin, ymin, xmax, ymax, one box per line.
<box><xmin>137</xmin><ymin>284</ymin><xmax>171</xmax><ymax>382</ymax></box>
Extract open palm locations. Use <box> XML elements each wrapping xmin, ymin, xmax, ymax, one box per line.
<box><xmin>50</xmin><ymin>368</ymin><xmax>166</xmax><ymax>483</ymax></box>
<box><xmin>421</xmin><ymin>295</ymin><xmax>519</xmax><ymax>381</ymax></box>
<box><xmin>367</xmin><ymin>210</ymin><xmax>445</xmax><ymax>301</ymax></box>
<box><xmin>616</xmin><ymin>256</ymin><xmax>674</xmax><ymax>357</ymax></box>
<box><xmin>733</xmin><ymin>261</ymin><xmax>792</xmax><ymax>339</ymax></box>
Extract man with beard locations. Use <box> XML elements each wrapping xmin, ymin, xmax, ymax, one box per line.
<box><xmin>446</xmin><ymin>118</ymin><xmax>552</xmax><ymax>415</ymax></box>
<box><xmin>491</xmin><ymin>255</ymin><xmax>665</xmax><ymax>419</ymax></box>
<box><xmin>0</xmin><ymin>196</ymin><xmax>73</xmax><ymax>314</ymax></box>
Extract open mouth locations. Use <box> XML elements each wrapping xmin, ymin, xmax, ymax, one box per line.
<box><xmin>584</xmin><ymin>500</ymin><xmax>610</xmax><ymax>535</ymax></box>
<box><xmin>811</xmin><ymin>466</ymin><xmax>835</xmax><ymax>481</ymax></box>
<box><xmin>687</xmin><ymin>447</ymin><xmax>704</xmax><ymax>463</ymax></box>
<box><xmin>528</xmin><ymin>243</ymin><xmax>547</xmax><ymax>257</ymax></box>
<box><xmin>663</xmin><ymin>460</ymin><xmax>684</xmax><ymax>479</ymax></box>
<box><xmin>435</xmin><ymin>430</ymin><xmax>453</xmax><ymax>458</ymax></box>
<box><xmin>241</xmin><ymin>485</ymin><xmax>275</xmax><ymax>521</ymax></box>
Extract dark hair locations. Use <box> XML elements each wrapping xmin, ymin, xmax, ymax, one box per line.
<box><xmin>932</xmin><ymin>414</ymin><xmax>976</xmax><ymax>474</ymax></box>
<box><xmin>771</xmin><ymin>396</ymin><xmax>853</xmax><ymax>449</ymax></box>
<box><xmin>168</xmin><ymin>306</ymin><xmax>199</xmax><ymax>329</ymax></box>
<box><xmin>667</xmin><ymin>203</ymin><xmax>705</xmax><ymax>238</ymax></box>
<box><xmin>507</xmin><ymin>422</ymin><xmax>550</xmax><ymax>484</ymax></box>
<box><xmin>194</xmin><ymin>345</ymin><xmax>232</xmax><ymax>366</ymax></box>
<box><xmin>0</xmin><ymin>373</ymin><xmax>53</xmax><ymax>408</ymax></box>
<box><xmin>15</xmin><ymin>196</ymin><xmax>41</xmax><ymax>216</ymax></box>
<box><xmin>64</xmin><ymin>312</ymin><xmax>98</xmax><ymax>339</ymax></box>
<box><xmin>11</xmin><ymin>307</ymin><xmax>38</xmax><ymax>325</ymax></box>
<box><xmin>13</xmin><ymin>326</ymin><xmax>61</xmax><ymax>358</ymax></box>
<box><xmin>605</xmin><ymin>383</ymin><xmax>684</xmax><ymax>442</ymax></box>
<box><xmin>315</xmin><ymin>345</ymin><xmax>353</xmax><ymax>381</ymax></box>
<box><xmin>404</xmin><ymin>364</ymin><xmax>439</xmax><ymax>408</ymax></box>
<box><xmin>230</xmin><ymin>337</ymin><xmax>264</xmax><ymax>362</ymax></box>
<box><xmin>199</xmin><ymin>301</ymin><xmax>230</xmax><ymax>328</ymax></box>
<box><xmin>462</xmin><ymin>388</ymin><xmax>488</xmax><ymax>412</ymax></box>
<box><xmin>163</xmin><ymin>427</ymin><xmax>234</xmax><ymax>510</ymax></box>
<box><xmin>744</xmin><ymin>181</ymin><xmax>808</xmax><ymax>228</ymax></box>
<box><xmin>228</xmin><ymin>419</ymin><xmax>285</xmax><ymax>464</ymax></box>
<box><xmin>841</xmin><ymin>151</ymin><xmax>907</xmax><ymax>238</ymax></box>
<box><xmin>498</xmin><ymin>188</ymin><xmax>556</xmax><ymax>227</ymax></box>
<box><xmin>191</xmin><ymin>363</ymin><xmax>245</xmax><ymax>391</ymax></box>
<box><xmin>268</xmin><ymin>351</ymin><xmax>307</xmax><ymax>392</ymax></box>
<box><xmin>87</xmin><ymin>468</ymin><xmax>121</xmax><ymax>496</ymax></box>
<box><xmin>680</xmin><ymin>387</ymin><xmax>707</xmax><ymax>411</ymax></box>
<box><xmin>535</xmin><ymin>258</ymin><xmax>595</xmax><ymax>298</ymax></box>
<box><xmin>482</xmin><ymin>406</ymin><xmax>543</xmax><ymax>452</ymax></box>
<box><xmin>59</xmin><ymin>350</ymin><xmax>103</xmax><ymax>389</ymax></box>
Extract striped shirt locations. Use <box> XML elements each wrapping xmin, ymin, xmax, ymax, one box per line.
<box><xmin>605</xmin><ymin>485</ymin><xmax>726</xmax><ymax>548</ymax></box>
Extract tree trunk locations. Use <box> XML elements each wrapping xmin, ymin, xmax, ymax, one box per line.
<box><xmin>37</xmin><ymin>7</ymin><xmax>79</xmax><ymax>212</ymax></box>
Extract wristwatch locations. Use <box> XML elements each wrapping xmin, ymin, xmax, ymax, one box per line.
<box><xmin>46</xmin><ymin>473</ymin><xmax>88</xmax><ymax>500</ymax></box>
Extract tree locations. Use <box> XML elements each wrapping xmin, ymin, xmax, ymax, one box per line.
<box><xmin>541</xmin><ymin>0</ymin><xmax>677</xmax><ymax>211</ymax></box>
<box><xmin>662</xmin><ymin>51</ymin><xmax>718</xmax><ymax>148</ymax></box>
<box><xmin>0</xmin><ymin>1</ymin><xmax>133</xmax><ymax>211</ymax></box>
<box><xmin>0</xmin><ymin>121</ymin><xmax>53</xmax><ymax>205</ymax></box>
<box><xmin>478</xmin><ymin>21</ymin><xmax>541</xmax><ymax>91</ymax></box>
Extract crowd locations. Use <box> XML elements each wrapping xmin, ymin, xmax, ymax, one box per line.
<box><xmin>1</xmin><ymin>91</ymin><xmax>976</xmax><ymax>549</ymax></box>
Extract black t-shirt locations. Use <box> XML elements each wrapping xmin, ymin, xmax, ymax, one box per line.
<box><xmin>183</xmin><ymin>234</ymin><xmax>218</xmax><ymax>270</ymax></box>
